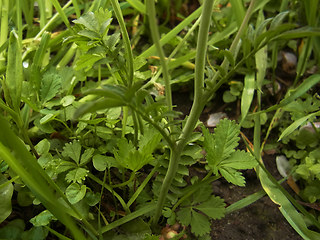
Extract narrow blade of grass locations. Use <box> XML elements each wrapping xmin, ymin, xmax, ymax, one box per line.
<box><xmin>50</xmin><ymin>0</ymin><xmax>71</xmax><ymax>29</ymax></box>
<box><xmin>226</xmin><ymin>189</ymin><xmax>266</xmax><ymax>214</ymax></box>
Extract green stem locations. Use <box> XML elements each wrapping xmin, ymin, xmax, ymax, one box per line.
<box><xmin>146</xmin><ymin>0</ymin><xmax>172</xmax><ymax>116</ymax></box>
<box><xmin>110</xmin><ymin>0</ymin><xmax>134</xmax><ymax>87</ymax></box>
<box><xmin>152</xmin><ymin>0</ymin><xmax>215</xmax><ymax>225</ymax></box>
<box><xmin>0</xmin><ymin>0</ymin><xmax>8</xmax><ymax>68</ymax></box>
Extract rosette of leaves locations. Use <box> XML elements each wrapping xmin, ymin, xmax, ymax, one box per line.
<box><xmin>202</xmin><ymin>119</ymin><xmax>257</xmax><ymax>186</ymax></box>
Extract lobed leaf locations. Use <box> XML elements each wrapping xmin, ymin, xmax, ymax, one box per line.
<box><xmin>204</xmin><ymin>119</ymin><xmax>240</xmax><ymax>170</ymax></box>
<box><xmin>220</xmin><ymin>150</ymin><xmax>257</xmax><ymax>170</ymax></box>
<box><xmin>65</xmin><ymin>168</ymin><xmax>89</xmax><ymax>184</ymax></box>
<box><xmin>62</xmin><ymin>141</ymin><xmax>82</xmax><ymax>165</ymax></box>
<box><xmin>190</xmin><ymin>210</ymin><xmax>210</xmax><ymax>237</ymax></box>
<box><xmin>219</xmin><ymin>168</ymin><xmax>246</xmax><ymax>187</ymax></box>
<box><xmin>40</xmin><ymin>69</ymin><xmax>62</xmax><ymax>104</ymax></box>
<box><xmin>194</xmin><ymin>196</ymin><xmax>226</xmax><ymax>220</ymax></box>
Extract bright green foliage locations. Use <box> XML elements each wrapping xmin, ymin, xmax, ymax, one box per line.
<box><xmin>177</xmin><ymin>185</ymin><xmax>225</xmax><ymax>237</ymax></box>
<box><xmin>203</xmin><ymin>119</ymin><xmax>257</xmax><ymax>186</ymax></box>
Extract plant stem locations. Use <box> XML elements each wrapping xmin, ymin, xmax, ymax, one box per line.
<box><xmin>146</xmin><ymin>0</ymin><xmax>173</xmax><ymax>116</ymax></box>
<box><xmin>152</xmin><ymin>0</ymin><xmax>215</xmax><ymax>225</ymax></box>
<box><xmin>0</xmin><ymin>0</ymin><xmax>9</xmax><ymax>68</ymax></box>
<box><xmin>110</xmin><ymin>0</ymin><xmax>134</xmax><ymax>87</ymax></box>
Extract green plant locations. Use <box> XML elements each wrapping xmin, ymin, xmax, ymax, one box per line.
<box><xmin>1</xmin><ymin>0</ymin><xmax>320</xmax><ymax>239</ymax></box>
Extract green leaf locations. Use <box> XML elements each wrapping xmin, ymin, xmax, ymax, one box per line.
<box><xmin>92</xmin><ymin>154</ymin><xmax>117</xmax><ymax>171</ymax></box>
<box><xmin>74</xmin><ymin>97</ymin><xmax>126</xmax><ymax>119</ymax></box>
<box><xmin>126</xmin><ymin>0</ymin><xmax>146</xmax><ymax>14</ymax></box>
<box><xmin>278</xmin><ymin>111</ymin><xmax>320</xmax><ymax>141</ymax></box>
<box><xmin>30</xmin><ymin>210</ymin><xmax>56</xmax><ymax>227</ymax></box>
<box><xmin>75</xmin><ymin>54</ymin><xmax>104</xmax><ymax>71</ymax></box>
<box><xmin>80</xmin><ymin>148</ymin><xmax>94</xmax><ymax>166</ymax></box>
<box><xmin>223</xmin><ymin>90</ymin><xmax>237</xmax><ymax>103</ymax></box>
<box><xmin>5</xmin><ymin>30</ymin><xmax>22</xmax><ymax>110</ymax></box>
<box><xmin>139</xmin><ymin>128</ymin><xmax>162</xmax><ymax>156</ymax></box>
<box><xmin>73</xmin><ymin>12</ymin><xmax>99</xmax><ymax>32</ymax></box>
<box><xmin>35</xmin><ymin>139</ymin><xmax>50</xmax><ymax>156</ymax></box>
<box><xmin>0</xmin><ymin>219</ymin><xmax>25</xmax><ymax>239</ymax></box>
<box><xmin>65</xmin><ymin>168</ymin><xmax>89</xmax><ymax>184</ymax></box>
<box><xmin>190</xmin><ymin>210</ymin><xmax>211</xmax><ymax>237</ymax></box>
<box><xmin>280</xmin><ymin>75</ymin><xmax>320</xmax><ymax>107</ymax></box>
<box><xmin>60</xmin><ymin>95</ymin><xmax>75</xmax><ymax>107</ymax></box>
<box><xmin>114</xmin><ymin>139</ymin><xmax>154</xmax><ymax>171</ymax></box>
<box><xmin>66</xmin><ymin>183</ymin><xmax>86</xmax><ymax>204</ymax></box>
<box><xmin>85</xmin><ymin>192</ymin><xmax>100</xmax><ymax>206</ymax></box>
<box><xmin>241</xmin><ymin>72</ymin><xmax>255</xmax><ymax>121</ymax></box>
<box><xmin>176</xmin><ymin>206</ymin><xmax>192</xmax><ymax>227</ymax></box>
<box><xmin>203</xmin><ymin>119</ymin><xmax>240</xmax><ymax>170</ymax></box>
<box><xmin>194</xmin><ymin>196</ymin><xmax>226</xmax><ymax>220</ymax></box>
<box><xmin>40</xmin><ymin>69</ymin><xmax>62</xmax><ymax>104</ymax></box>
<box><xmin>21</xmin><ymin>226</ymin><xmax>48</xmax><ymax>240</ymax></box>
<box><xmin>219</xmin><ymin>167</ymin><xmax>246</xmax><ymax>186</ymax></box>
<box><xmin>269</xmin><ymin>11</ymin><xmax>289</xmax><ymax>30</ymax></box>
<box><xmin>0</xmin><ymin>173</ymin><xmax>14</xmax><ymax>224</ymax></box>
<box><xmin>220</xmin><ymin>150</ymin><xmax>257</xmax><ymax>169</ymax></box>
<box><xmin>191</xmin><ymin>184</ymin><xmax>212</xmax><ymax>204</ymax></box>
<box><xmin>62</xmin><ymin>141</ymin><xmax>82</xmax><ymax>164</ymax></box>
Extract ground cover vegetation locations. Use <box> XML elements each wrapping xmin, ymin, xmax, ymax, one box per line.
<box><xmin>0</xmin><ymin>0</ymin><xmax>320</xmax><ymax>239</ymax></box>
